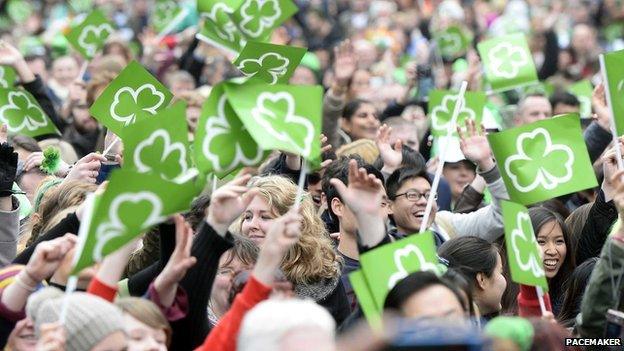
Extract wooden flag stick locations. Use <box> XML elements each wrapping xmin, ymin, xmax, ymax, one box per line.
<box><xmin>599</xmin><ymin>54</ymin><xmax>624</xmax><ymax>170</ymax></box>
<box><xmin>293</xmin><ymin>159</ymin><xmax>308</xmax><ymax>211</ymax></box>
<box><xmin>102</xmin><ymin>135</ymin><xmax>120</xmax><ymax>156</ymax></box>
<box><xmin>419</xmin><ymin>81</ymin><xmax>468</xmax><ymax>233</ymax></box>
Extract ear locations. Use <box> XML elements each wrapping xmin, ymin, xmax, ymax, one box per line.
<box><xmin>475</xmin><ymin>272</ymin><xmax>488</xmax><ymax>291</ymax></box>
<box><xmin>331</xmin><ymin>197</ymin><xmax>344</xmax><ymax>218</ymax></box>
<box><xmin>320</xmin><ymin>192</ymin><xmax>327</xmax><ymax>208</ymax></box>
<box><xmin>387</xmin><ymin>200</ymin><xmax>394</xmax><ymax>215</ymax></box>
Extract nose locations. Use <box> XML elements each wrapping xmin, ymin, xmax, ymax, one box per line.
<box><xmin>544</xmin><ymin>242</ymin><xmax>557</xmax><ymax>256</ymax></box>
<box><xmin>145</xmin><ymin>336</ymin><xmax>161</xmax><ymax>351</ymax></box>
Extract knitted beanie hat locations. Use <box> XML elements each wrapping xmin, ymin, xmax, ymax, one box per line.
<box><xmin>26</xmin><ymin>287</ymin><xmax>125</xmax><ymax>351</ymax></box>
<box><xmin>484</xmin><ymin>316</ymin><xmax>534</xmax><ymax>351</ymax></box>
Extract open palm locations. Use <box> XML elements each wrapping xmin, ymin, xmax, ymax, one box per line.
<box><xmin>330</xmin><ymin>160</ymin><xmax>384</xmax><ymax>216</ymax></box>
<box><xmin>207</xmin><ymin>174</ymin><xmax>259</xmax><ymax>234</ymax></box>
<box><xmin>458</xmin><ymin>119</ymin><xmax>491</xmax><ymax>164</ymax></box>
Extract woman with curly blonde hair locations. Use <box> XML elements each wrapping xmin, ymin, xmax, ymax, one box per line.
<box><xmin>235</xmin><ymin>175</ymin><xmax>350</xmax><ymax>323</ymax></box>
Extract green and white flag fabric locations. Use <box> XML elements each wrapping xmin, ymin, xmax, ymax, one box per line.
<box><xmin>488</xmin><ymin>113</ymin><xmax>597</xmax><ymax>205</ymax></box>
<box><xmin>152</xmin><ymin>0</ymin><xmax>188</xmax><ymax>34</ymax></box>
<box><xmin>234</xmin><ymin>41</ymin><xmax>307</xmax><ymax>85</ymax></box>
<box><xmin>567</xmin><ymin>80</ymin><xmax>593</xmax><ymax>118</ymax></box>
<box><xmin>64</xmin><ymin>9</ymin><xmax>114</xmax><ymax>60</ymax></box>
<box><xmin>224</xmin><ymin>82</ymin><xmax>322</xmax><ymax>160</ymax></box>
<box><xmin>360</xmin><ymin>231</ymin><xmax>439</xmax><ymax>309</ymax></box>
<box><xmin>477</xmin><ymin>33</ymin><xmax>538</xmax><ymax>92</ymax></box>
<box><xmin>0</xmin><ymin>66</ymin><xmax>16</xmax><ymax>89</ymax></box>
<box><xmin>428</xmin><ymin>89</ymin><xmax>486</xmax><ymax>136</ymax></box>
<box><xmin>602</xmin><ymin>49</ymin><xmax>624</xmax><ymax>135</ymax></box>
<box><xmin>68</xmin><ymin>0</ymin><xmax>94</xmax><ymax>13</ymax></box>
<box><xmin>123</xmin><ymin>101</ymin><xmax>193</xmax><ymax>181</ymax></box>
<box><xmin>197</xmin><ymin>0</ymin><xmax>298</xmax><ymax>54</ymax></box>
<box><xmin>434</xmin><ymin>26</ymin><xmax>470</xmax><ymax>59</ymax></box>
<box><xmin>0</xmin><ymin>89</ymin><xmax>60</xmax><ymax>137</ymax></box>
<box><xmin>72</xmin><ymin>169</ymin><xmax>197</xmax><ymax>273</ymax></box>
<box><xmin>349</xmin><ymin>270</ymin><xmax>382</xmax><ymax>329</ymax></box>
<box><xmin>502</xmin><ymin>200</ymin><xmax>548</xmax><ymax>290</ymax></box>
<box><xmin>89</xmin><ymin>60</ymin><xmax>173</xmax><ymax>136</ymax></box>
<box><xmin>194</xmin><ymin>83</ymin><xmax>267</xmax><ymax>177</ymax></box>
<box><xmin>6</xmin><ymin>0</ymin><xmax>33</xmax><ymax>23</ymax></box>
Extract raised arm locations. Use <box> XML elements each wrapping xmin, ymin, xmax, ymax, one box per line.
<box><xmin>323</xmin><ymin>40</ymin><xmax>356</xmax><ymax>148</ymax></box>
<box><xmin>0</xmin><ymin>136</ymin><xmax>19</xmax><ymax>266</ymax></box>
<box><xmin>583</xmin><ymin>84</ymin><xmax>612</xmax><ymax>163</ymax></box>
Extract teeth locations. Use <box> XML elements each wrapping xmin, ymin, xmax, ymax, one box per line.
<box><xmin>544</xmin><ymin>259</ymin><xmax>558</xmax><ymax>267</ymax></box>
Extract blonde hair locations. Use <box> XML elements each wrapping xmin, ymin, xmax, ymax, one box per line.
<box><xmin>172</xmin><ymin>90</ymin><xmax>204</xmax><ymax>108</ymax></box>
<box><xmin>26</xmin><ymin>180</ymin><xmax>97</xmax><ymax>248</ymax></box>
<box><xmin>336</xmin><ymin>139</ymin><xmax>380</xmax><ymax>164</ymax></box>
<box><xmin>115</xmin><ymin>297</ymin><xmax>172</xmax><ymax>347</ymax></box>
<box><xmin>241</xmin><ymin>175</ymin><xmax>341</xmax><ymax>284</ymax></box>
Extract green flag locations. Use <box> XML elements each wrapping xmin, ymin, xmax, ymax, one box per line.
<box><xmin>488</xmin><ymin>113</ymin><xmax>597</xmax><ymax>205</ymax></box>
<box><xmin>519</xmin><ymin>81</ymin><xmax>555</xmax><ymax>97</ymax></box>
<box><xmin>434</xmin><ymin>26</ymin><xmax>470</xmax><ymax>59</ymax></box>
<box><xmin>197</xmin><ymin>0</ymin><xmax>247</xmax><ymax>53</ymax></box>
<box><xmin>502</xmin><ymin>200</ymin><xmax>548</xmax><ymax>290</ymax></box>
<box><xmin>0</xmin><ymin>88</ymin><xmax>60</xmax><ymax>137</ymax></box>
<box><xmin>64</xmin><ymin>9</ymin><xmax>114</xmax><ymax>60</ymax></box>
<box><xmin>194</xmin><ymin>83</ymin><xmax>267</xmax><ymax>177</ymax></box>
<box><xmin>567</xmin><ymin>80</ymin><xmax>593</xmax><ymax>118</ymax></box>
<box><xmin>349</xmin><ymin>270</ymin><xmax>382</xmax><ymax>329</ymax></box>
<box><xmin>72</xmin><ymin>169</ymin><xmax>197</xmax><ymax>273</ymax></box>
<box><xmin>6</xmin><ymin>0</ymin><xmax>32</xmax><ymax>23</ymax></box>
<box><xmin>123</xmin><ymin>101</ymin><xmax>193</xmax><ymax>181</ymax></box>
<box><xmin>230</xmin><ymin>0</ymin><xmax>298</xmax><ymax>41</ymax></box>
<box><xmin>602</xmin><ymin>49</ymin><xmax>624</xmax><ymax>135</ymax></box>
<box><xmin>224</xmin><ymin>82</ymin><xmax>322</xmax><ymax>160</ymax></box>
<box><xmin>0</xmin><ymin>66</ymin><xmax>16</xmax><ymax>89</ymax></box>
<box><xmin>234</xmin><ymin>41</ymin><xmax>307</xmax><ymax>85</ymax></box>
<box><xmin>89</xmin><ymin>60</ymin><xmax>174</xmax><ymax>136</ymax></box>
<box><xmin>68</xmin><ymin>0</ymin><xmax>94</xmax><ymax>13</ymax></box>
<box><xmin>428</xmin><ymin>90</ymin><xmax>486</xmax><ymax>137</ymax></box>
<box><xmin>478</xmin><ymin>33</ymin><xmax>538</xmax><ymax>92</ymax></box>
<box><xmin>152</xmin><ymin>0</ymin><xmax>187</xmax><ymax>34</ymax></box>
<box><xmin>360</xmin><ymin>231</ymin><xmax>439</xmax><ymax>309</ymax></box>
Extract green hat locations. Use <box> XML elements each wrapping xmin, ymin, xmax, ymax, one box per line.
<box><xmin>484</xmin><ymin>316</ymin><xmax>534</xmax><ymax>351</ymax></box>
<box><xmin>300</xmin><ymin>52</ymin><xmax>321</xmax><ymax>72</ymax></box>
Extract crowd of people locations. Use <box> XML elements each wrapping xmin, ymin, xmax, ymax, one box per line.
<box><xmin>0</xmin><ymin>0</ymin><xmax>624</xmax><ymax>350</ymax></box>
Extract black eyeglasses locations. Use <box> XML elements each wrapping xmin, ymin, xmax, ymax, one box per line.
<box><xmin>394</xmin><ymin>190</ymin><xmax>437</xmax><ymax>202</ymax></box>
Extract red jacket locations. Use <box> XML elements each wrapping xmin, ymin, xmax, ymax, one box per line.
<box><xmin>517</xmin><ymin>284</ymin><xmax>552</xmax><ymax>317</ymax></box>
<box><xmin>195</xmin><ymin>275</ymin><xmax>272</xmax><ymax>351</ymax></box>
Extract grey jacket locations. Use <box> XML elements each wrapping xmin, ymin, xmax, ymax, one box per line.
<box><xmin>322</xmin><ymin>90</ymin><xmax>347</xmax><ymax>149</ymax></box>
<box><xmin>577</xmin><ymin>237</ymin><xmax>624</xmax><ymax>338</ymax></box>
<box><xmin>435</xmin><ymin>165</ymin><xmax>509</xmax><ymax>243</ymax></box>
<box><xmin>0</xmin><ymin>196</ymin><xmax>19</xmax><ymax>266</ymax></box>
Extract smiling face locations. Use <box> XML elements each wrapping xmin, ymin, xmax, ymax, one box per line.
<box><xmin>123</xmin><ymin>314</ymin><xmax>167</xmax><ymax>351</ymax></box>
<box><xmin>390</xmin><ymin>176</ymin><xmax>436</xmax><ymax>234</ymax></box>
<box><xmin>211</xmin><ymin>252</ymin><xmax>251</xmax><ymax>317</ymax></box>
<box><xmin>240</xmin><ymin>196</ymin><xmax>277</xmax><ymax>245</ymax></box>
<box><xmin>536</xmin><ymin>220</ymin><xmax>567</xmax><ymax>279</ymax></box>
<box><xmin>341</xmin><ymin>102</ymin><xmax>380</xmax><ymax>140</ymax></box>
<box><xmin>51</xmin><ymin>56</ymin><xmax>79</xmax><ymax>86</ymax></box>
<box><xmin>474</xmin><ymin>253</ymin><xmax>507</xmax><ymax>315</ymax></box>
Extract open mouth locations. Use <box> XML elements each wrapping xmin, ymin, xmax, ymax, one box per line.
<box><xmin>543</xmin><ymin>259</ymin><xmax>559</xmax><ymax>270</ymax></box>
<box><xmin>412</xmin><ymin>210</ymin><xmax>425</xmax><ymax>219</ymax></box>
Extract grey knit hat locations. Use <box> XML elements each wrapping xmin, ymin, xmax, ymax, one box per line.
<box><xmin>26</xmin><ymin>287</ymin><xmax>125</xmax><ymax>351</ymax></box>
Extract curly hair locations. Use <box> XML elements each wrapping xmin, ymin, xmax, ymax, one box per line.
<box><xmin>239</xmin><ymin>175</ymin><xmax>341</xmax><ymax>284</ymax></box>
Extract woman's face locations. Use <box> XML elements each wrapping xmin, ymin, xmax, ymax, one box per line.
<box><xmin>241</xmin><ymin>196</ymin><xmax>277</xmax><ymax>245</ymax></box>
<box><xmin>537</xmin><ymin>220</ymin><xmax>567</xmax><ymax>279</ymax></box>
<box><xmin>342</xmin><ymin>103</ymin><xmax>380</xmax><ymax>140</ymax></box>
<box><xmin>475</xmin><ymin>253</ymin><xmax>507</xmax><ymax>315</ymax></box>
<box><xmin>52</xmin><ymin>57</ymin><xmax>79</xmax><ymax>86</ymax></box>
<box><xmin>123</xmin><ymin>314</ymin><xmax>167</xmax><ymax>351</ymax></box>
<box><xmin>349</xmin><ymin>70</ymin><xmax>372</xmax><ymax>98</ymax></box>
<box><xmin>211</xmin><ymin>253</ymin><xmax>250</xmax><ymax>316</ymax></box>
<box><xmin>7</xmin><ymin>319</ymin><xmax>36</xmax><ymax>351</ymax></box>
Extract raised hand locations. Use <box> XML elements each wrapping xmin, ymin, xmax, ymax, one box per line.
<box><xmin>319</xmin><ymin>133</ymin><xmax>333</xmax><ymax>169</ymax></box>
<box><xmin>603</xmin><ymin>140</ymin><xmax>624</xmax><ymax>201</ymax></box>
<box><xmin>207</xmin><ymin>174</ymin><xmax>259</xmax><ymax>236</ymax></box>
<box><xmin>458</xmin><ymin>119</ymin><xmax>494</xmax><ymax>171</ymax></box>
<box><xmin>375</xmin><ymin>124</ymin><xmax>403</xmax><ymax>173</ymax></box>
<box><xmin>0</xmin><ymin>40</ymin><xmax>24</xmax><ymax>66</ymax></box>
<box><xmin>26</xmin><ymin>234</ymin><xmax>77</xmax><ymax>282</ymax></box>
<box><xmin>154</xmin><ymin>215</ymin><xmax>197</xmax><ymax>307</ymax></box>
<box><xmin>333</xmin><ymin>40</ymin><xmax>357</xmax><ymax>89</ymax></box>
<box><xmin>63</xmin><ymin>153</ymin><xmax>107</xmax><ymax>184</ymax></box>
<box><xmin>609</xmin><ymin>169</ymin><xmax>624</xmax><ymax>239</ymax></box>
<box><xmin>592</xmin><ymin>83</ymin><xmax>611</xmax><ymax>132</ymax></box>
<box><xmin>253</xmin><ymin>210</ymin><xmax>302</xmax><ymax>285</ymax></box>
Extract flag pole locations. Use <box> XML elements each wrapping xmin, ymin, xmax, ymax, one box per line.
<box><xmin>154</xmin><ymin>7</ymin><xmax>189</xmax><ymax>43</ymax></box>
<box><xmin>419</xmin><ymin>81</ymin><xmax>468</xmax><ymax>233</ymax></box>
<box><xmin>293</xmin><ymin>159</ymin><xmax>308</xmax><ymax>211</ymax></box>
<box><xmin>599</xmin><ymin>54</ymin><xmax>624</xmax><ymax>170</ymax></box>
<box><xmin>78</xmin><ymin>61</ymin><xmax>88</xmax><ymax>81</ymax></box>
<box><xmin>536</xmin><ymin>286</ymin><xmax>548</xmax><ymax>316</ymax></box>
<box><xmin>102</xmin><ymin>135</ymin><xmax>120</xmax><ymax>156</ymax></box>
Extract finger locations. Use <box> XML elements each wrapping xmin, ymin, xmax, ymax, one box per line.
<box><xmin>347</xmin><ymin>159</ymin><xmax>358</xmax><ymax>185</ymax></box>
<box><xmin>80</xmin><ymin>153</ymin><xmax>107</xmax><ymax>164</ymax></box>
<box><xmin>224</xmin><ymin>185</ymin><xmax>251</xmax><ymax>194</ymax></box>
<box><xmin>172</xmin><ymin>214</ymin><xmax>185</xmax><ymax>250</ymax></box>
<box><xmin>357</xmin><ymin>167</ymin><xmax>368</xmax><ymax>183</ymax></box>
<box><xmin>610</xmin><ymin>170</ymin><xmax>624</xmax><ymax>189</ymax></box>
<box><xmin>228</xmin><ymin>173</ymin><xmax>252</xmax><ymax>187</ymax></box>
<box><xmin>320</xmin><ymin>159</ymin><xmax>333</xmax><ymax>169</ymax></box>
<box><xmin>240</xmin><ymin>187</ymin><xmax>260</xmax><ymax>208</ymax></box>
<box><xmin>393</xmin><ymin>139</ymin><xmax>402</xmax><ymax>152</ymax></box>
<box><xmin>329</xmin><ymin>178</ymin><xmax>348</xmax><ymax>198</ymax></box>
<box><xmin>467</xmin><ymin>118</ymin><xmax>476</xmax><ymax>136</ymax></box>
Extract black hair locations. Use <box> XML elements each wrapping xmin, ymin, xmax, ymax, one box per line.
<box><xmin>438</xmin><ymin>236</ymin><xmax>500</xmax><ymax>290</ymax></box>
<box><xmin>384</xmin><ymin>271</ymin><xmax>467</xmax><ymax>314</ymax></box>
<box><xmin>557</xmin><ymin>257</ymin><xmax>598</xmax><ymax>327</ymax></box>
<box><xmin>342</xmin><ymin>99</ymin><xmax>375</xmax><ymax>121</ymax></box>
<box><xmin>321</xmin><ymin>155</ymin><xmax>385</xmax><ymax>225</ymax></box>
<box><xmin>386</xmin><ymin>166</ymin><xmax>430</xmax><ymax>200</ymax></box>
<box><xmin>549</xmin><ymin>91</ymin><xmax>580</xmax><ymax>109</ymax></box>
<box><xmin>528</xmin><ymin>206</ymin><xmax>575</xmax><ymax>305</ymax></box>
<box><xmin>184</xmin><ymin>193</ymin><xmax>211</xmax><ymax>231</ymax></box>
<box><xmin>443</xmin><ymin>268</ymin><xmax>475</xmax><ymax>317</ymax></box>
<box><xmin>372</xmin><ymin>144</ymin><xmax>426</xmax><ymax>171</ymax></box>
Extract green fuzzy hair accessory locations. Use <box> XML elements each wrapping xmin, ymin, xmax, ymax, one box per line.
<box><xmin>39</xmin><ymin>146</ymin><xmax>61</xmax><ymax>175</ymax></box>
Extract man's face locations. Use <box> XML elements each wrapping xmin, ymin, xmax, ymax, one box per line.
<box><xmin>553</xmin><ymin>103</ymin><xmax>580</xmax><ymax>116</ymax></box>
<box><xmin>515</xmin><ymin>96</ymin><xmax>552</xmax><ymax>126</ymax></box>
<box><xmin>73</xmin><ymin>105</ymin><xmax>98</xmax><ymax>133</ymax></box>
<box><xmin>390</xmin><ymin>177</ymin><xmax>436</xmax><ymax>234</ymax></box>
<box><xmin>332</xmin><ymin>198</ymin><xmax>358</xmax><ymax>236</ymax></box>
<box><xmin>389</xmin><ymin>125</ymin><xmax>419</xmax><ymax>151</ymax></box>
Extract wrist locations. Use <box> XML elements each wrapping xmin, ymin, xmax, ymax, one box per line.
<box><xmin>19</xmin><ymin>270</ymin><xmax>39</xmax><ymax>287</ymax></box>
<box><xmin>476</xmin><ymin>158</ymin><xmax>495</xmax><ymax>172</ymax></box>
<box><xmin>331</xmin><ymin>82</ymin><xmax>347</xmax><ymax>96</ymax></box>
<box><xmin>205</xmin><ymin>217</ymin><xmax>229</xmax><ymax>237</ymax></box>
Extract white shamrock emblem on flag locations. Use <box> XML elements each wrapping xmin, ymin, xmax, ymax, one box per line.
<box><xmin>0</xmin><ymin>91</ymin><xmax>48</xmax><ymax>132</ymax></box>
<box><xmin>237</xmin><ymin>52</ymin><xmax>289</xmax><ymax>84</ymax></box>
<box><xmin>488</xmin><ymin>42</ymin><xmax>529</xmax><ymax>79</ymax></box>
<box><xmin>0</xmin><ymin>67</ymin><xmax>9</xmax><ymax>88</ymax></box>
<box><xmin>251</xmin><ymin>92</ymin><xmax>314</xmax><ymax>158</ymax></box>
<box><xmin>109</xmin><ymin>84</ymin><xmax>166</xmax><ymax>126</ymax></box>
<box><xmin>239</xmin><ymin>0</ymin><xmax>281</xmax><ymax>38</ymax></box>
<box><xmin>430</xmin><ymin>94</ymin><xmax>474</xmax><ymax>132</ymax></box>
<box><xmin>204</xmin><ymin>3</ymin><xmax>238</xmax><ymax>42</ymax></box>
<box><xmin>387</xmin><ymin>244</ymin><xmax>439</xmax><ymax>289</ymax></box>
<box><xmin>504</xmin><ymin>128</ymin><xmax>574</xmax><ymax>193</ymax></box>
<box><xmin>78</xmin><ymin>23</ymin><xmax>114</xmax><ymax>57</ymax></box>
<box><xmin>133</xmin><ymin>129</ymin><xmax>189</xmax><ymax>180</ymax></box>
<box><xmin>511</xmin><ymin>211</ymin><xmax>545</xmax><ymax>277</ymax></box>
<box><xmin>94</xmin><ymin>192</ymin><xmax>163</xmax><ymax>261</ymax></box>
